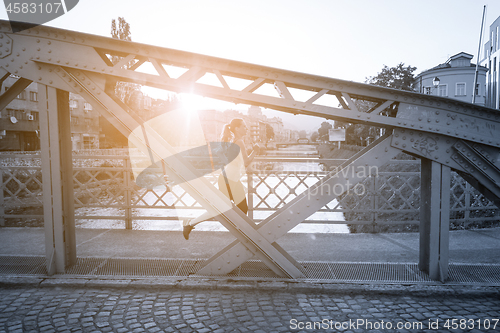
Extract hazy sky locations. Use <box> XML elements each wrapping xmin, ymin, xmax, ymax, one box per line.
<box><xmin>1</xmin><ymin>0</ymin><xmax>499</xmax><ymax>131</ymax></box>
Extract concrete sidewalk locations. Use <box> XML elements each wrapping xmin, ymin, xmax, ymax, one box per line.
<box><xmin>1</xmin><ymin>227</ymin><xmax>500</xmax><ymax>264</ymax></box>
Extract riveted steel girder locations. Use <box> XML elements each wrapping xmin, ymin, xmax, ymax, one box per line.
<box><xmin>452</xmin><ymin>141</ymin><xmax>500</xmax><ymax>204</ymax></box>
<box><xmin>391</xmin><ymin>128</ymin><xmax>500</xmax><ymax>205</ymax></box>
<box><xmin>0</xmin><ymin>21</ymin><xmax>498</xmax><ymax>150</ymax></box>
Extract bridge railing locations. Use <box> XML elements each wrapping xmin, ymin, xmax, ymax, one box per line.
<box><xmin>1</xmin><ymin>152</ymin><xmax>499</xmax><ymax>229</ymax></box>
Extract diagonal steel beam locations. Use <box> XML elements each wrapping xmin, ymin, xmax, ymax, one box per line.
<box><xmin>0</xmin><ymin>76</ymin><xmax>32</xmax><ymax>111</ymax></box>
<box><xmin>368</xmin><ymin>100</ymin><xmax>395</xmax><ymax>114</ymax></box>
<box><xmin>0</xmin><ymin>70</ymin><xmax>10</xmax><ymax>87</ymax></box>
<box><xmin>452</xmin><ymin>141</ymin><xmax>500</xmax><ymax>202</ymax></box>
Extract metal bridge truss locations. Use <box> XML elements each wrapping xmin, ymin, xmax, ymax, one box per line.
<box><xmin>0</xmin><ymin>21</ymin><xmax>499</xmax><ymax>281</ymax></box>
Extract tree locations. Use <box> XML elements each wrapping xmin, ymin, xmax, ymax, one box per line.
<box><xmin>310</xmin><ymin>131</ymin><xmax>319</xmax><ymax>142</ymax></box>
<box><xmin>317</xmin><ymin>121</ymin><xmax>332</xmax><ymax>141</ymax></box>
<box><xmin>111</xmin><ymin>17</ymin><xmax>131</xmax><ymax>41</ymax></box>
<box><xmin>340</xmin><ymin>63</ymin><xmax>418</xmax><ymax>146</ymax></box>
<box><xmin>265</xmin><ymin>123</ymin><xmax>275</xmax><ymax>142</ymax></box>
<box><xmin>110</xmin><ymin>17</ymin><xmax>141</xmax><ymax>104</ymax></box>
<box><xmin>100</xmin><ymin>17</ymin><xmax>139</xmax><ymax>148</ymax></box>
<box><xmin>365</xmin><ymin>63</ymin><xmax>417</xmax><ymax>91</ymax></box>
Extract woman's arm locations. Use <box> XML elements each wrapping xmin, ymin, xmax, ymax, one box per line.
<box><xmin>234</xmin><ymin>139</ymin><xmax>258</xmax><ymax>167</ymax></box>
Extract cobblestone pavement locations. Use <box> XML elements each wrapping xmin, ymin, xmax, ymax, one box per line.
<box><xmin>1</xmin><ymin>285</ymin><xmax>500</xmax><ymax>333</ymax></box>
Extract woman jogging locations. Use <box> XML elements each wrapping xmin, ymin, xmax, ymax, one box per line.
<box><xmin>182</xmin><ymin>118</ymin><xmax>261</xmax><ymax>240</ymax></box>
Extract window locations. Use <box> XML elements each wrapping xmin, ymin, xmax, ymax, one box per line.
<box><xmin>438</xmin><ymin>85</ymin><xmax>448</xmax><ymax>97</ymax></box>
<box><xmin>456</xmin><ymin>83</ymin><xmax>466</xmax><ymax>96</ymax></box>
<box><xmin>31</xmin><ymin>111</ymin><xmax>39</xmax><ymax>121</ymax></box>
<box><xmin>83</xmin><ymin>102</ymin><xmax>92</xmax><ymax>111</ymax></box>
<box><xmin>83</xmin><ymin>136</ymin><xmax>97</xmax><ymax>149</ymax></box>
<box><xmin>70</xmin><ymin>100</ymin><xmax>78</xmax><ymax>109</ymax></box>
<box><xmin>16</xmin><ymin>91</ymin><xmax>26</xmax><ymax>100</ymax></box>
<box><xmin>29</xmin><ymin>91</ymin><xmax>38</xmax><ymax>102</ymax></box>
<box><xmin>492</xmin><ymin>31</ymin><xmax>495</xmax><ymax>51</ymax></box>
<box><xmin>495</xmin><ymin>26</ymin><xmax>500</xmax><ymax>50</ymax></box>
<box><xmin>475</xmin><ymin>83</ymin><xmax>481</xmax><ymax>96</ymax></box>
<box><xmin>424</xmin><ymin>87</ymin><xmax>432</xmax><ymax>95</ymax></box>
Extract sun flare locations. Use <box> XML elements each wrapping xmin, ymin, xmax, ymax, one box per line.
<box><xmin>180</xmin><ymin>93</ymin><xmax>209</xmax><ymax>112</ymax></box>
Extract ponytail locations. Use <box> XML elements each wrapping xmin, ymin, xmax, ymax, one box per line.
<box><xmin>220</xmin><ymin>118</ymin><xmax>244</xmax><ymax>143</ymax></box>
<box><xmin>220</xmin><ymin>123</ymin><xmax>234</xmax><ymax>143</ymax></box>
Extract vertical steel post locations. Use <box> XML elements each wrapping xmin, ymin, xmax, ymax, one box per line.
<box><xmin>0</xmin><ymin>170</ymin><xmax>4</xmax><ymax>227</ymax></box>
<box><xmin>38</xmin><ymin>85</ymin><xmax>76</xmax><ymax>274</ymax></box>
<box><xmin>464</xmin><ymin>181</ymin><xmax>471</xmax><ymax>228</ymax></box>
<box><xmin>247</xmin><ymin>172</ymin><xmax>254</xmax><ymax>221</ymax></box>
<box><xmin>57</xmin><ymin>89</ymin><xmax>76</xmax><ymax>266</ymax></box>
<box><xmin>124</xmin><ymin>157</ymin><xmax>132</xmax><ymax>229</ymax></box>
<box><xmin>373</xmin><ymin>175</ymin><xmax>379</xmax><ymax>232</ymax></box>
<box><xmin>370</xmin><ymin>175</ymin><xmax>377</xmax><ymax>233</ymax></box>
<box><xmin>419</xmin><ymin>159</ymin><xmax>450</xmax><ymax>281</ymax></box>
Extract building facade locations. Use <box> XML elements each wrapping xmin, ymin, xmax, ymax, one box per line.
<box><xmin>0</xmin><ymin>76</ymin><xmax>40</xmax><ymax>151</ymax></box>
<box><xmin>69</xmin><ymin>93</ymin><xmax>100</xmax><ymax>150</ymax></box>
<box><xmin>0</xmin><ymin>75</ymin><xmax>101</xmax><ymax>151</ymax></box>
<box><xmin>414</xmin><ymin>52</ymin><xmax>487</xmax><ymax>106</ymax></box>
<box><xmin>480</xmin><ymin>15</ymin><xmax>500</xmax><ymax>109</ymax></box>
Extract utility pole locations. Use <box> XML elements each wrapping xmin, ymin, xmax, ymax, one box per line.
<box><xmin>472</xmin><ymin>5</ymin><xmax>487</xmax><ymax>104</ymax></box>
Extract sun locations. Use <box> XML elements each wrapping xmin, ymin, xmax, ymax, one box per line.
<box><xmin>179</xmin><ymin>93</ymin><xmax>243</xmax><ymax>113</ymax></box>
<box><xmin>180</xmin><ymin>93</ymin><xmax>209</xmax><ymax>113</ymax></box>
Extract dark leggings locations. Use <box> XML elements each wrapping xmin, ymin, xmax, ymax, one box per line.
<box><xmin>235</xmin><ymin>197</ymin><xmax>248</xmax><ymax>215</ymax></box>
<box><xmin>218</xmin><ymin>175</ymin><xmax>248</xmax><ymax>215</ymax></box>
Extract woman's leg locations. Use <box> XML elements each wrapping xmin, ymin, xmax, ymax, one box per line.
<box><xmin>236</xmin><ymin>197</ymin><xmax>248</xmax><ymax>215</ymax></box>
<box><xmin>183</xmin><ymin>176</ymin><xmax>247</xmax><ymax>240</ymax></box>
<box><xmin>218</xmin><ymin>175</ymin><xmax>247</xmax><ymax>212</ymax></box>
<box><xmin>183</xmin><ymin>211</ymin><xmax>213</xmax><ymax>228</ymax></box>
<box><xmin>184</xmin><ymin>174</ymin><xmax>230</xmax><ymax>229</ymax></box>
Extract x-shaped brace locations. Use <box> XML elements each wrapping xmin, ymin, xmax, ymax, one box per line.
<box><xmin>198</xmin><ymin>134</ymin><xmax>402</xmax><ymax>275</ymax></box>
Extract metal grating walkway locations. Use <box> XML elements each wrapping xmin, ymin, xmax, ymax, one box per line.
<box><xmin>1</xmin><ymin>256</ymin><xmax>500</xmax><ymax>284</ymax></box>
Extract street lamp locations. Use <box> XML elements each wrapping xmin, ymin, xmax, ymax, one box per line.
<box><xmin>432</xmin><ymin>77</ymin><xmax>440</xmax><ymax>95</ymax></box>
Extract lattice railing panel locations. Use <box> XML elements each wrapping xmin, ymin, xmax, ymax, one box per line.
<box><xmin>2</xmin><ymin>155</ymin><xmax>499</xmax><ymax>227</ymax></box>
<box><xmin>1</xmin><ymin>168</ymin><xmax>43</xmax><ymax>207</ymax></box>
<box><xmin>252</xmin><ymin>172</ymin><xmax>330</xmax><ymax>211</ymax></box>
<box><xmin>130</xmin><ymin>175</ymin><xmax>218</xmax><ymax>209</ymax></box>
<box><xmin>73</xmin><ymin>168</ymin><xmax>127</xmax><ymax>207</ymax></box>
<box><xmin>450</xmin><ymin>173</ymin><xmax>467</xmax><ymax>211</ymax></box>
<box><xmin>376</xmin><ymin>173</ymin><xmax>420</xmax><ymax>211</ymax></box>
